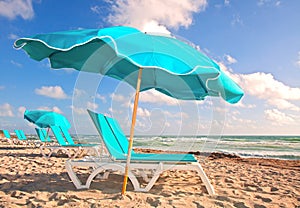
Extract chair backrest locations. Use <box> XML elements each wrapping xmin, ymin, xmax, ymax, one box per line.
<box><xmin>15</xmin><ymin>130</ymin><xmax>26</xmax><ymax>140</ymax></box>
<box><xmin>35</xmin><ymin>128</ymin><xmax>51</xmax><ymax>142</ymax></box>
<box><xmin>88</xmin><ymin>110</ymin><xmax>128</xmax><ymax>160</ymax></box>
<box><xmin>50</xmin><ymin>126</ymin><xmax>68</xmax><ymax>145</ymax></box>
<box><xmin>19</xmin><ymin>130</ymin><xmax>27</xmax><ymax>140</ymax></box>
<box><xmin>3</xmin><ymin>130</ymin><xmax>11</xmax><ymax>139</ymax></box>
<box><xmin>59</xmin><ymin>126</ymin><xmax>75</xmax><ymax>145</ymax></box>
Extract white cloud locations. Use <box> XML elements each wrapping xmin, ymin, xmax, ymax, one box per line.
<box><xmin>17</xmin><ymin>106</ymin><xmax>26</xmax><ymax>117</ymax></box>
<box><xmin>0</xmin><ymin>86</ymin><xmax>4</xmax><ymax>90</ymax></box>
<box><xmin>229</xmin><ymin>101</ymin><xmax>256</xmax><ymax>109</ymax></box>
<box><xmin>258</xmin><ymin>0</ymin><xmax>281</xmax><ymax>7</ymax></box>
<box><xmin>129</xmin><ymin>103</ymin><xmax>151</xmax><ymax>117</ymax></box>
<box><xmin>0</xmin><ymin>103</ymin><xmax>14</xmax><ymax>117</ymax></box>
<box><xmin>11</xmin><ymin>60</ymin><xmax>22</xmax><ymax>68</ymax></box>
<box><xmin>90</xmin><ymin>5</ymin><xmax>101</xmax><ymax>14</ymax></box>
<box><xmin>139</xmin><ymin>89</ymin><xmax>179</xmax><ymax>106</ymax></box>
<box><xmin>224</xmin><ymin>0</ymin><xmax>230</xmax><ymax>6</ymax></box>
<box><xmin>106</xmin><ymin>0</ymin><xmax>207</xmax><ymax>33</ymax></box>
<box><xmin>87</xmin><ymin>101</ymin><xmax>98</xmax><ymax>110</ymax></box>
<box><xmin>267</xmin><ymin>99</ymin><xmax>300</xmax><ymax>111</ymax></box>
<box><xmin>264</xmin><ymin>109</ymin><xmax>294</xmax><ymax>125</ymax></box>
<box><xmin>142</xmin><ymin>20</ymin><xmax>171</xmax><ymax>35</ymax></box>
<box><xmin>37</xmin><ymin>106</ymin><xmax>63</xmax><ymax>114</ymax></box>
<box><xmin>163</xmin><ymin>110</ymin><xmax>189</xmax><ymax>119</ymax></box>
<box><xmin>8</xmin><ymin>33</ymin><xmax>19</xmax><ymax>40</ymax></box>
<box><xmin>0</xmin><ymin>0</ymin><xmax>34</xmax><ymax>20</ymax></box>
<box><xmin>236</xmin><ymin>72</ymin><xmax>300</xmax><ymax>101</ymax></box>
<box><xmin>219</xmin><ymin>61</ymin><xmax>300</xmax><ymax>113</ymax></box>
<box><xmin>137</xmin><ymin>107</ymin><xmax>151</xmax><ymax>117</ymax></box>
<box><xmin>231</xmin><ymin>14</ymin><xmax>243</xmax><ymax>26</ymax></box>
<box><xmin>110</xmin><ymin>93</ymin><xmax>127</xmax><ymax>102</ymax></box>
<box><xmin>35</xmin><ymin>86</ymin><xmax>68</xmax><ymax>99</ymax></box>
<box><xmin>95</xmin><ymin>93</ymin><xmax>107</xmax><ymax>103</ymax></box>
<box><xmin>71</xmin><ymin>106</ymin><xmax>86</xmax><ymax>115</ymax></box>
<box><xmin>224</xmin><ymin>54</ymin><xmax>237</xmax><ymax>64</ymax></box>
<box><xmin>73</xmin><ymin>88</ymin><xmax>86</xmax><ymax>98</ymax></box>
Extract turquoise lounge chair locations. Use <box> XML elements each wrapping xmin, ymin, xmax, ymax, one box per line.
<box><xmin>15</xmin><ymin>129</ymin><xmax>41</xmax><ymax>146</ymax></box>
<box><xmin>39</xmin><ymin>125</ymin><xmax>100</xmax><ymax>158</ymax></box>
<box><xmin>2</xmin><ymin>130</ymin><xmax>11</xmax><ymax>139</ymax></box>
<box><xmin>15</xmin><ymin>130</ymin><xmax>27</xmax><ymax>140</ymax></box>
<box><xmin>35</xmin><ymin>128</ymin><xmax>51</xmax><ymax>142</ymax></box>
<box><xmin>65</xmin><ymin>110</ymin><xmax>215</xmax><ymax>195</ymax></box>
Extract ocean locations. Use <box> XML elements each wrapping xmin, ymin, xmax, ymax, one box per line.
<box><xmin>68</xmin><ymin>135</ymin><xmax>300</xmax><ymax>160</ymax></box>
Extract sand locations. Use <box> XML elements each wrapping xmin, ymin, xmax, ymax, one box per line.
<box><xmin>0</xmin><ymin>141</ymin><xmax>299</xmax><ymax>208</ymax></box>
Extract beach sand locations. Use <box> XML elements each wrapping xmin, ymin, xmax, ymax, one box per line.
<box><xmin>0</xmin><ymin>141</ymin><xmax>299</xmax><ymax>208</ymax></box>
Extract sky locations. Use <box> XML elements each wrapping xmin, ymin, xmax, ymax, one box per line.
<box><xmin>0</xmin><ymin>0</ymin><xmax>300</xmax><ymax>136</ymax></box>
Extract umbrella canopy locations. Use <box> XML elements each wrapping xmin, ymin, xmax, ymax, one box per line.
<box><xmin>15</xmin><ymin>26</ymin><xmax>243</xmax><ymax>196</ymax></box>
<box><xmin>24</xmin><ymin>110</ymin><xmax>71</xmax><ymax>129</ymax></box>
<box><xmin>14</xmin><ymin>26</ymin><xmax>243</xmax><ymax>103</ymax></box>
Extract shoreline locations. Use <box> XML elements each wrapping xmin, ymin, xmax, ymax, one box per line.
<box><xmin>0</xmin><ymin>142</ymin><xmax>299</xmax><ymax>207</ymax></box>
<box><xmin>135</xmin><ymin>148</ymin><xmax>300</xmax><ymax>161</ymax></box>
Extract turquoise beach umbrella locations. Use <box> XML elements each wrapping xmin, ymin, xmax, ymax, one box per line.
<box><xmin>24</xmin><ymin>110</ymin><xmax>71</xmax><ymax>129</ymax></box>
<box><xmin>15</xmin><ymin>26</ymin><xmax>243</xmax><ymax>195</ymax></box>
<box><xmin>14</xmin><ymin>26</ymin><xmax>243</xmax><ymax>103</ymax></box>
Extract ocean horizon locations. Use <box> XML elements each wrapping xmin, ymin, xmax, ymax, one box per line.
<box><xmin>26</xmin><ymin>134</ymin><xmax>300</xmax><ymax>161</ymax></box>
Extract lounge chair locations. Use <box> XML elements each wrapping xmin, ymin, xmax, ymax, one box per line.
<box><xmin>65</xmin><ymin>110</ymin><xmax>215</xmax><ymax>195</ymax></box>
<box><xmin>15</xmin><ymin>129</ymin><xmax>41</xmax><ymax>146</ymax></box>
<box><xmin>35</xmin><ymin>128</ymin><xmax>52</xmax><ymax>142</ymax></box>
<box><xmin>14</xmin><ymin>129</ymin><xmax>28</xmax><ymax>145</ymax></box>
<box><xmin>15</xmin><ymin>130</ymin><xmax>27</xmax><ymax>141</ymax></box>
<box><xmin>39</xmin><ymin>125</ymin><xmax>101</xmax><ymax>158</ymax></box>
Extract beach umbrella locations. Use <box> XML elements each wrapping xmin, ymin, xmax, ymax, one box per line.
<box><xmin>24</xmin><ymin>110</ymin><xmax>71</xmax><ymax>129</ymax></box>
<box><xmin>15</xmin><ymin>26</ymin><xmax>244</xmax><ymax>195</ymax></box>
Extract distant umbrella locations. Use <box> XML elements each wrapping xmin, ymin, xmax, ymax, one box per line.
<box><xmin>24</xmin><ymin>110</ymin><xmax>71</xmax><ymax>129</ymax></box>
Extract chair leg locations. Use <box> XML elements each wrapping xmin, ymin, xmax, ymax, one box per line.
<box><xmin>65</xmin><ymin>160</ymin><xmax>88</xmax><ymax>189</ymax></box>
<box><xmin>194</xmin><ymin>163</ymin><xmax>215</xmax><ymax>195</ymax></box>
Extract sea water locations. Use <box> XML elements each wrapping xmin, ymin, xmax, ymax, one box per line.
<box><xmin>68</xmin><ymin>135</ymin><xmax>300</xmax><ymax>160</ymax></box>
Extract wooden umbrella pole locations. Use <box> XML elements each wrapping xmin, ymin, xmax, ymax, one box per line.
<box><xmin>121</xmin><ymin>67</ymin><xmax>143</xmax><ymax>196</ymax></box>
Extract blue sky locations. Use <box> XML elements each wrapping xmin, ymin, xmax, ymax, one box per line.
<box><xmin>0</xmin><ymin>0</ymin><xmax>299</xmax><ymax>135</ymax></box>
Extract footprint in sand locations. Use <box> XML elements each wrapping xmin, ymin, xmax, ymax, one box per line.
<box><xmin>254</xmin><ymin>204</ymin><xmax>267</xmax><ymax>208</ymax></box>
<box><xmin>233</xmin><ymin>202</ymin><xmax>249</xmax><ymax>208</ymax></box>
<box><xmin>255</xmin><ymin>195</ymin><xmax>272</xmax><ymax>203</ymax></box>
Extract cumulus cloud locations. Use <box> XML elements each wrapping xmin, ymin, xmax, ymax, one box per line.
<box><xmin>231</xmin><ymin>14</ymin><xmax>243</xmax><ymax>26</ymax></box>
<box><xmin>70</xmin><ymin>105</ymin><xmax>86</xmax><ymax>115</ymax></box>
<box><xmin>267</xmin><ymin>99</ymin><xmax>300</xmax><ymax>111</ymax></box>
<box><xmin>35</xmin><ymin>86</ymin><xmax>68</xmax><ymax>99</ymax></box>
<box><xmin>235</xmin><ymin>72</ymin><xmax>300</xmax><ymax>101</ymax></box>
<box><xmin>258</xmin><ymin>0</ymin><xmax>281</xmax><ymax>7</ymax></box>
<box><xmin>95</xmin><ymin>93</ymin><xmax>107</xmax><ymax>103</ymax></box>
<box><xmin>11</xmin><ymin>60</ymin><xmax>22</xmax><ymax>68</ymax></box>
<box><xmin>219</xmin><ymin>61</ymin><xmax>300</xmax><ymax>112</ymax></box>
<box><xmin>264</xmin><ymin>109</ymin><xmax>294</xmax><ymax>125</ymax></box>
<box><xmin>17</xmin><ymin>106</ymin><xmax>26</xmax><ymax>117</ymax></box>
<box><xmin>0</xmin><ymin>0</ymin><xmax>34</xmax><ymax>20</ymax></box>
<box><xmin>106</xmin><ymin>0</ymin><xmax>207</xmax><ymax>33</ymax></box>
<box><xmin>139</xmin><ymin>89</ymin><xmax>179</xmax><ymax>106</ymax></box>
<box><xmin>224</xmin><ymin>54</ymin><xmax>237</xmax><ymax>64</ymax></box>
<box><xmin>37</xmin><ymin>106</ymin><xmax>63</xmax><ymax>114</ymax></box>
<box><xmin>87</xmin><ymin>101</ymin><xmax>98</xmax><ymax>110</ymax></box>
<box><xmin>0</xmin><ymin>103</ymin><xmax>14</xmax><ymax>117</ymax></box>
<box><xmin>8</xmin><ymin>33</ymin><xmax>19</xmax><ymax>40</ymax></box>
